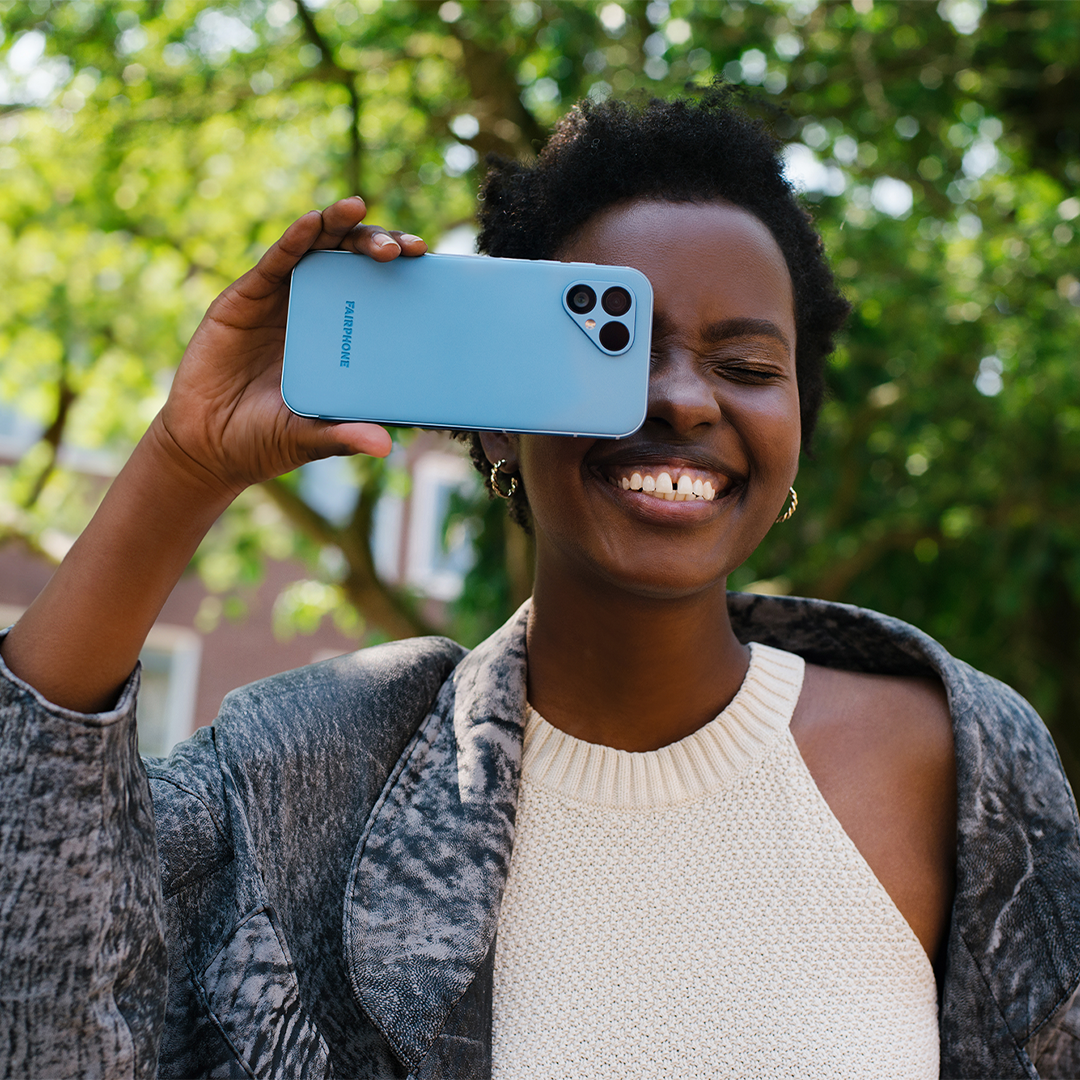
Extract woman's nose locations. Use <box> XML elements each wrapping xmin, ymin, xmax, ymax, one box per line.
<box><xmin>645</xmin><ymin>354</ymin><xmax>722</xmax><ymax>434</ymax></box>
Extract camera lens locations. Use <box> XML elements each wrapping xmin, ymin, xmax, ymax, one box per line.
<box><xmin>599</xmin><ymin>321</ymin><xmax>631</xmax><ymax>351</ymax></box>
<box><xmin>602</xmin><ymin>287</ymin><xmax>632</xmax><ymax>317</ymax></box>
<box><xmin>567</xmin><ymin>284</ymin><xmax>596</xmax><ymax>313</ymax></box>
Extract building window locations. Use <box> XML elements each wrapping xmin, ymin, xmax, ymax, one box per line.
<box><xmin>0</xmin><ymin>604</ymin><xmax>199</xmax><ymax>758</ymax></box>
<box><xmin>136</xmin><ymin>625</ymin><xmax>201</xmax><ymax>757</ymax></box>
<box><xmin>373</xmin><ymin>450</ymin><xmax>478</xmax><ymax>602</ymax></box>
<box><xmin>405</xmin><ymin>453</ymin><xmax>478</xmax><ymax>601</ymax></box>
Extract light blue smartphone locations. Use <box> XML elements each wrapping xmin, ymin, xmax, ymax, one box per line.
<box><xmin>280</xmin><ymin>250</ymin><xmax>653</xmax><ymax>437</ymax></box>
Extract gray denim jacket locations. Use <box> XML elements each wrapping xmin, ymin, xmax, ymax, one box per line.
<box><xmin>2</xmin><ymin>593</ymin><xmax>1080</xmax><ymax>1080</ymax></box>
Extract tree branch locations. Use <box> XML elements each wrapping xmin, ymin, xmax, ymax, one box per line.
<box><xmin>446</xmin><ymin>24</ymin><xmax>547</xmax><ymax>157</ymax></box>
<box><xmin>23</xmin><ymin>363</ymin><xmax>77</xmax><ymax>510</ymax></box>
<box><xmin>259</xmin><ymin>476</ymin><xmax>433</xmax><ymax>640</ymax></box>
<box><xmin>295</xmin><ymin>0</ymin><xmax>363</xmax><ymax>193</ymax></box>
<box><xmin>260</xmin><ymin>475</ymin><xmax>338</xmax><ymax>547</ymax></box>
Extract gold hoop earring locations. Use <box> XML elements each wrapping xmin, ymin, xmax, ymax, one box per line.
<box><xmin>490</xmin><ymin>459</ymin><xmax>518</xmax><ymax>500</ymax></box>
<box><xmin>775</xmin><ymin>487</ymin><xmax>798</xmax><ymax>524</ymax></box>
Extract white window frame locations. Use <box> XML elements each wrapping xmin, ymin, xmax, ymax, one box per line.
<box><xmin>0</xmin><ymin>604</ymin><xmax>200</xmax><ymax>757</ymax></box>
<box><xmin>404</xmin><ymin>452</ymin><xmax>477</xmax><ymax>602</ymax></box>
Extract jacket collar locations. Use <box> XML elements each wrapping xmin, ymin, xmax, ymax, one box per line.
<box><xmin>343</xmin><ymin>601</ymin><xmax>530</xmax><ymax>1071</ymax></box>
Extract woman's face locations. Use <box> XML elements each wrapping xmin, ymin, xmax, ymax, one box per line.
<box><xmin>484</xmin><ymin>198</ymin><xmax>801</xmax><ymax>601</ymax></box>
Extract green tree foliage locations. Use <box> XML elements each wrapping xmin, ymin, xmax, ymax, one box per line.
<box><xmin>1</xmin><ymin>0</ymin><xmax>1078</xmax><ymax>774</ymax></box>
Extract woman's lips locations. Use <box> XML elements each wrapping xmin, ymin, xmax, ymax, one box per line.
<box><xmin>595</xmin><ymin>464</ymin><xmax>733</xmax><ymax>502</ymax></box>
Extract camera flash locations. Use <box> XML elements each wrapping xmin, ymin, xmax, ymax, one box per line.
<box><xmin>585</xmin><ymin>319</ymin><xmax>596</xmax><ymax>329</ymax></box>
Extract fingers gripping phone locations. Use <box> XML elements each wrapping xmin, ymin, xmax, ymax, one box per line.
<box><xmin>280</xmin><ymin>250</ymin><xmax>653</xmax><ymax>437</ymax></box>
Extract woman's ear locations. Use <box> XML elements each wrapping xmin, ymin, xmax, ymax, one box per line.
<box><xmin>478</xmin><ymin>431</ymin><xmax>519</xmax><ymax>470</ymax></box>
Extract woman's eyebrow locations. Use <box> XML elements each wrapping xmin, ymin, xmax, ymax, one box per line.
<box><xmin>702</xmin><ymin>317</ymin><xmax>792</xmax><ymax>351</ymax></box>
<box><xmin>651</xmin><ymin>315</ymin><xmax>792</xmax><ymax>352</ymax></box>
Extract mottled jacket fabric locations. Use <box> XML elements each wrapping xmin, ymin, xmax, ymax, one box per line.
<box><xmin>2</xmin><ymin>593</ymin><xmax>1080</xmax><ymax>1080</ymax></box>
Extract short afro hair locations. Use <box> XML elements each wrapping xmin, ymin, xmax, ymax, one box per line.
<box><xmin>455</xmin><ymin>87</ymin><xmax>850</xmax><ymax>529</ymax></box>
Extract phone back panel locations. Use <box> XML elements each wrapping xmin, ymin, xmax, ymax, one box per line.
<box><xmin>281</xmin><ymin>250</ymin><xmax>653</xmax><ymax>437</ymax></box>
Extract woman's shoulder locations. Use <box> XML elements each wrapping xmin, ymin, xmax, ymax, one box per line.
<box><xmin>214</xmin><ymin>633</ymin><xmax>467</xmax><ymax>739</ymax></box>
<box><xmin>790</xmin><ymin>660</ymin><xmax>956</xmax><ymax>963</ymax></box>
<box><xmin>730</xmin><ymin>590</ymin><xmax>1031</xmax><ymax>710</ymax></box>
<box><xmin>731</xmin><ymin>589</ymin><xmax>1063</xmax><ymax>785</ymax></box>
<box><xmin>164</xmin><ymin>634</ymin><xmax>469</xmax><ymax>815</ymax></box>
<box><xmin>793</xmin><ymin>662</ymin><xmax>953</xmax><ymax>759</ymax></box>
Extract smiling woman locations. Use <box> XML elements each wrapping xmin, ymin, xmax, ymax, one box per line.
<box><xmin>2</xmin><ymin>92</ymin><xmax>1079</xmax><ymax>1080</ymax></box>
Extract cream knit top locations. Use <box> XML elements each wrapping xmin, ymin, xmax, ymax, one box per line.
<box><xmin>491</xmin><ymin>643</ymin><xmax>939</xmax><ymax>1079</ymax></box>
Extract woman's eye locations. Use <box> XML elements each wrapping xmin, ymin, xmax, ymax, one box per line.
<box><xmin>713</xmin><ymin>361</ymin><xmax>781</xmax><ymax>382</ymax></box>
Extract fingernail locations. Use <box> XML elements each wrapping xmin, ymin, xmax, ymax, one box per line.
<box><xmin>400</xmin><ymin>234</ymin><xmax>423</xmax><ymax>244</ymax></box>
<box><xmin>374</xmin><ymin>234</ymin><xmax>399</xmax><ymax>249</ymax></box>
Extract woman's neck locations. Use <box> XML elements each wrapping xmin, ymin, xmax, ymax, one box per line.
<box><xmin>525</xmin><ymin>566</ymin><xmax>749</xmax><ymax>752</ymax></box>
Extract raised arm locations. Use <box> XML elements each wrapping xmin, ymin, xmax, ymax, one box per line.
<box><xmin>0</xmin><ymin>198</ymin><xmax>426</xmax><ymax>1080</ymax></box>
<box><xmin>1</xmin><ymin>197</ymin><xmax>424</xmax><ymax>713</ymax></box>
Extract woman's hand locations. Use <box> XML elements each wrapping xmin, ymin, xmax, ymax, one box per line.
<box><xmin>0</xmin><ymin>198</ymin><xmax>426</xmax><ymax>713</ymax></box>
<box><xmin>153</xmin><ymin>196</ymin><xmax>426</xmax><ymax>499</ymax></box>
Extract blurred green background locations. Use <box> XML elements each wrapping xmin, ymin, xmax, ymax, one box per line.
<box><xmin>1</xmin><ymin>0</ymin><xmax>1078</xmax><ymax>775</ymax></box>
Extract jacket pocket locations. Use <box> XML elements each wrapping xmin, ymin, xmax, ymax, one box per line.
<box><xmin>201</xmin><ymin>907</ymin><xmax>332</xmax><ymax>1079</ymax></box>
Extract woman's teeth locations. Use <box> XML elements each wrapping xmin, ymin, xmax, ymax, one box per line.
<box><xmin>612</xmin><ymin>471</ymin><xmax>718</xmax><ymax>501</ymax></box>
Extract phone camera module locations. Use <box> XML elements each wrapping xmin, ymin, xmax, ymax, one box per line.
<box><xmin>599</xmin><ymin>321</ymin><xmax>631</xmax><ymax>352</ymax></box>
<box><xmin>601</xmin><ymin>287</ymin><xmax>632</xmax><ymax>317</ymax></box>
<box><xmin>567</xmin><ymin>284</ymin><xmax>597</xmax><ymax>314</ymax></box>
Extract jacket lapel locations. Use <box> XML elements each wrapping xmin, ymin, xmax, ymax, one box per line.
<box><xmin>343</xmin><ymin>602</ymin><xmax>530</xmax><ymax>1072</ymax></box>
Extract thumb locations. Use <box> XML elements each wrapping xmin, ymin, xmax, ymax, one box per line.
<box><xmin>305</xmin><ymin>420</ymin><xmax>393</xmax><ymax>461</ymax></box>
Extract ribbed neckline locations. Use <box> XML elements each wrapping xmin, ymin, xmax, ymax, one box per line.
<box><xmin>522</xmin><ymin>643</ymin><xmax>805</xmax><ymax>808</ymax></box>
